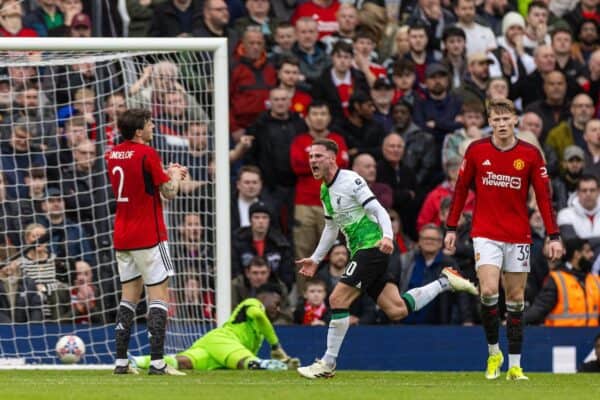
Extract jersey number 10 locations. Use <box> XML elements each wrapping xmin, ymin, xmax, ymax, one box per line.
<box><xmin>111</xmin><ymin>166</ymin><xmax>129</xmax><ymax>203</ymax></box>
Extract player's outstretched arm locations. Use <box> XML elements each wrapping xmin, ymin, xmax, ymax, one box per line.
<box><xmin>246</xmin><ymin>305</ymin><xmax>300</xmax><ymax>368</ymax></box>
<box><xmin>300</xmin><ymin>218</ymin><xmax>339</xmax><ymax>274</ymax></box>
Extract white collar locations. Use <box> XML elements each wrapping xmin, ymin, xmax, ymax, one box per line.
<box><xmin>331</xmin><ymin>69</ymin><xmax>351</xmax><ymax>86</ymax></box>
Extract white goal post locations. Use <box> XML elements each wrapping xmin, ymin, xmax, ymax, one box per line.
<box><xmin>0</xmin><ymin>37</ymin><xmax>230</xmax><ymax>365</ymax></box>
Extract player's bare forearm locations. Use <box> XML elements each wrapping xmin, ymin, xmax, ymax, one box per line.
<box><xmin>160</xmin><ymin>178</ymin><xmax>180</xmax><ymax>200</ymax></box>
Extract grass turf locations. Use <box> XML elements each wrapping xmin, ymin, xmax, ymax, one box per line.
<box><xmin>0</xmin><ymin>370</ymin><xmax>598</xmax><ymax>400</ymax></box>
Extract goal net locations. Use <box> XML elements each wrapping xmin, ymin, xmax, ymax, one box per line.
<box><xmin>0</xmin><ymin>38</ymin><xmax>230</xmax><ymax>365</ymax></box>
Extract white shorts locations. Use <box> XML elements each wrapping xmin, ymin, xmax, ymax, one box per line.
<box><xmin>116</xmin><ymin>242</ymin><xmax>175</xmax><ymax>286</ymax></box>
<box><xmin>472</xmin><ymin>237</ymin><xmax>531</xmax><ymax>273</ymax></box>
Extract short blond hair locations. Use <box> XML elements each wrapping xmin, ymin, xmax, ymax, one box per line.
<box><xmin>487</xmin><ymin>98</ymin><xmax>516</xmax><ymax>116</ymax></box>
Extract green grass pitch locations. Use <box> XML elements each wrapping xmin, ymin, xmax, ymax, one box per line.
<box><xmin>1</xmin><ymin>370</ymin><xmax>599</xmax><ymax>400</ymax></box>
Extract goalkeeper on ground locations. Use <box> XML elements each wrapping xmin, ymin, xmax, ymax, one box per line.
<box><xmin>133</xmin><ymin>284</ymin><xmax>300</xmax><ymax>371</ymax></box>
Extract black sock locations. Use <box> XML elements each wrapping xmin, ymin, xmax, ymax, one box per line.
<box><xmin>148</xmin><ymin>301</ymin><xmax>168</xmax><ymax>361</ymax></box>
<box><xmin>506</xmin><ymin>310</ymin><xmax>523</xmax><ymax>355</ymax></box>
<box><xmin>480</xmin><ymin>303</ymin><xmax>500</xmax><ymax>345</ymax></box>
<box><xmin>115</xmin><ymin>301</ymin><xmax>136</xmax><ymax>360</ymax></box>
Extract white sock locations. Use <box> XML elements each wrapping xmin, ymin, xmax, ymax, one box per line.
<box><xmin>488</xmin><ymin>343</ymin><xmax>500</xmax><ymax>355</ymax></box>
<box><xmin>322</xmin><ymin>312</ymin><xmax>349</xmax><ymax>367</ymax></box>
<box><xmin>404</xmin><ymin>279</ymin><xmax>447</xmax><ymax>312</ymax></box>
<box><xmin>509</xmin><ymin>354</ymin><xmax>521</xmax><ymax>368</ymax></box>
<box><xmin>115</xmin><ymin>358</ymin><xmax>129</xmax><ymax>367</ymax></box>
<box><xmin>150</xmin><ymin>359</ymin><xmax>166</xmax><ymax>369</ymax></box>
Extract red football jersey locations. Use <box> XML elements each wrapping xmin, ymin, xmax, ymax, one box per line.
<box><xmin>106</xmin><ymin>141</ymin><xmax>170</xmax><ymax>250</ymax></box>
<box><xmin>447</xmin><ymin>138</ymin><xmax>558</xmax><ymax>243</ymax></box>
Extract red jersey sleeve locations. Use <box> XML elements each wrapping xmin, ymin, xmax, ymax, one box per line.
<box><xmin>447</xmin><ymin>147</ymin><xmax>476</xmax><ymax>230</ymax></box>
<box><xmin>144</xmin><ymin>148</ymin><xmax>170</xmax><ymax>187</ymax></box>
<box><xmin>530</xmin><ymin>150</ymin><xmax>559</xmax><ymax>236</ymax></box>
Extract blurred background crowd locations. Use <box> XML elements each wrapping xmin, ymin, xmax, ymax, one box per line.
<box><xmin>0</xmin><ymin>0</ymin><xmax>599</xmax><ymax>328</ymax></box>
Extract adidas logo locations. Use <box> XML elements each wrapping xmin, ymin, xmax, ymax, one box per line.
<box><xmin>482</xmin><ymin>160</ymin><xmax>491</xmax><ymax>166</ymax></box>
<box><xmin>115</xmin><ymin>323</ymin><xmax>124</xmax><ymax>330</ymax></box>
<box><xmin>356</xmin><ymin>282</ymin><xmax>362</xmax><ymax>289</ymax></box>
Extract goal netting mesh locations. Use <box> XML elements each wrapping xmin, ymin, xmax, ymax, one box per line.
<box><xmin>0</xmin><ymin>41</ymin><xmax>228</xmax><ymax>365</ymax></box>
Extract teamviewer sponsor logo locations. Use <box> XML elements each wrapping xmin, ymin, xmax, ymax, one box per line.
<box><xmin>482</xmin><ymin>171</ymin><xmax>522</xmax><ymax>189</ymax></box>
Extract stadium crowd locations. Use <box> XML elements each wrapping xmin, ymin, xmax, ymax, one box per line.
<box><xmin>0</xmin><ymin>0</ymin><xmax>599</xmax><ymax>329</ymax></box>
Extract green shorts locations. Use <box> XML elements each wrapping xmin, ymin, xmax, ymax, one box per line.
<box><xmin>178</xmin><ymin>328</ymin><xmax>255</xmax><ymax>370</ymax></box>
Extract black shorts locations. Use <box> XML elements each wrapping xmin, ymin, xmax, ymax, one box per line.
<box><xmin>339</xmin><ymin>247</ymin><xmax>394</xmax><ymax>301</ymax></box>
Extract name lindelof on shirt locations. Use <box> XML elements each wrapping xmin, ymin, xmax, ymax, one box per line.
<box><xmin>109</xmin><ymin>150</ymin><xmax>134</xmax><ymax>160</ymax></box>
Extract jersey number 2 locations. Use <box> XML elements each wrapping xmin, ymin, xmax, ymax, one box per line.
<box><xmin>111</xmin><ymin>166</ymin><xmax>129</xmax><ymax>202</ymax></box>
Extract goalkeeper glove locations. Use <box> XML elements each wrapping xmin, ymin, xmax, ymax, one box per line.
<box><xmin>271</xmin><ymin>344</ymin><xmax>301</xmax><ymax>369</ymax></box>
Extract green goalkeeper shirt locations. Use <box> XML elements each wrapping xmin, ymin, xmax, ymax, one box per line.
<box><xmin>221</xmin><ymin>298</ymin><xmax>279</xmax><ymax>354</ymax></box>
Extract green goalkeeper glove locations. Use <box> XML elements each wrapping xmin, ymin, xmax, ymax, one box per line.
<box><xmin>271</xmin><ymin>345</ymin><xmax>301</xmax><ymax>369</ymax></box>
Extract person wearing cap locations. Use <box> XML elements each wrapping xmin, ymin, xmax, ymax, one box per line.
<box><xmin>334</xmin><ymin>91</ymin><xmax>387</xmax><ymax>159</ymax></box>
<box><xmin>231</xmin><ymin>201</ymin><xmax>294</xmax><ymax>291</ymax></box>
<box><xmin>23</xmin><ymin>0</ymin><xmax>64</xmax><ymax>37</ymax></box>
<box><xmin>69</xmin><ymin>12</ymin><xmax>91</xmax><ymax>37</ymax></box>
<box><xmin>546</xmin><ymin>93</ymin><xmax>595</xmax><ymax>166</ymax></box>
<box><xmin>440</xmin><ymin>26</ymin><xmax>467</xmax><ymax>90</ymax></box>
<box><xmin>454</xmin><ymin>0</ymin><xmax>497</xmax><ymax>56</ymax></box>
<box><xmin>413</xmin><ymin>62</ymin><xmax>463</xmax><ymax>147</ymax></box>
<box><xmin>454</xmin><ymin>52</ymin><xmax>494</xmax><ymax>109</ymax></box>
<box><xmin>491</xmin><ymin>11</ymin><xmax>535</xmax><ymax>85</ymax></box>
<box><xmin>371</xmin><ymin>77</ymin><xmax>395</xmax><ymax>134</ymax></box>
<box><xmin>552</xmin><ymin>145</ymin><xmax>587</xmax><ymax>209</ymax></box>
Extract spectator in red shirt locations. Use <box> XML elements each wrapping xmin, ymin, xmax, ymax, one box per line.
<box><xmin>230</xmin><ymin>26</ymin><xmax>277</xmax><ymax>141</ymax></box>
<box><xmin>291</xmin><ymin>0</ymin><xmax>340</xmax><ymax>40</ymax></box>
<box><xmin>0</xmin><ymin>0</ymin><xmax>38</xmax><ymax>37</ymax></box>
<box><xmin>352</xmin><ymin>28</ymin><xmax>387</xmax><ymax>87</ymax></box>
<box><xmin>290</xmin><ymin>101</ymin><xmax>349</xmax><ymax>264</ymax></box>
<box><xmin>294</xmin><ymin>278</ymin><xmax>329</xmax><ymax>325</ymax></box>
<box><xmin>417</xmin><ymin>157</ymin><xmax>475</xmax><ymax>232</ymax></box>
<box><xmin>276</xmin><ymin>56</ymin><xmax>312</xmax><ymax>117</ymax></box>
